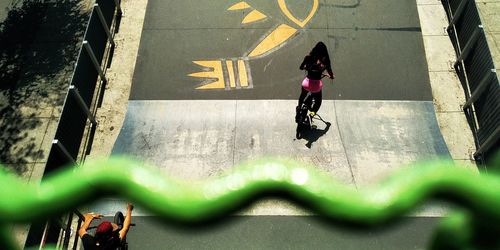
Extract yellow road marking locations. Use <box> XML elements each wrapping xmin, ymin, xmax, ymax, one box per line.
<box><xmin>228</xmin><ymin>1</ymin><xmax>250</xmax><ymax>10</ymax></box>
<box><xmin>248</xmin><ymin>24</ymin><xmax>297</xmax><ymax>58</ymax></box>
<box><xmin>189</xmin><ymin>60</ymin><xmax>225</xmax><ymax>89</ymax></box>
<box><xmin>238</xmin><ymin>60</ymin><xmax>248</xmax><ymax>87</ymax></box>
<box><xmin>278</xmin><ymin>0</ymin><xmax>319</xmax><ymax>28</ymax></box>
<box><xmin>242</xmin><ymin>9</ymin><xmax>267</xmax><ymax>24</ymax></box>
<box><xmin>192</xmin><ymin>1</ymin><xmax>320</xmax><ymax>90</ymax></box>
<box><xmin>226</xmin><ymin>60</ymin><xmax>236</xmax><ymax>88</ymax></box>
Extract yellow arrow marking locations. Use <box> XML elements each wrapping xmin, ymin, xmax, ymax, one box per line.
<box><xmin>248</xmin><ymin>24</ymin><xmax>297</xmax><ymax>58</ymax></box>
<box><xmin>242</xmin><ymin>10</ymin><xmax>267</xmax><ymax>24</ymax></box>
<box><xmin>189</xmin><ymin>60</ymin><xmax>225</xmax><ymax>90</ymax></box>
<box><xmin>278</xmin><ymin>0</ymin><xmax>319</xmax><ymax>28</ymax></box>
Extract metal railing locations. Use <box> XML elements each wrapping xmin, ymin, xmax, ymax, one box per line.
<box><xmin>2</xmin><ymin>157</ymin><xmax>500</xmax><ymax>249</ymax></box>
<box><xmin>441</xmin><ymin>0</ymin><xmax>500</xmax><ymax>166</ymax></box>
<box><xmin>23</xmin><ymin>0</ymin><xmax>122</xmax><ymax>248</ymax></box>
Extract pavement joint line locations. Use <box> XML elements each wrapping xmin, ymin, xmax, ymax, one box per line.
<box><xmin>141</xmin><ymin>27</ymin><xmax>428</xmax><ymax>31</ymax></box>
<box><xmin>332</xmin><ymin>99</ymin><xmax>358</xmax><ymax>190</ymax></box>
<box><xmin>436</xmin><ymin>111</ymin><xmax>468</xmax><ymax>113</ymax></box>
<box><xmin>27</xmin><ymin>164</ymin><xmax>35</xmax><ymax>183</ymax></box>
<box><xmin>0</xmin><ymin>161</ymin><xmax>47</xmax><ymax>165</ymax></box>
<box><xmin>32</xmin><ymin>120</ymin><xmax>52</xmax><ymax>165</ymax></box>
<box><xmin>429</xmin><ymin>70</ymin><xmax>457</xmax><ymax>72</ymax></box>
<box><xmin>423</xmin><ymin>34</ymin><xmax>451</xmax><ymax>37</ymax></box>
<box><xmin>232</xmin><ymin>100</ymin><xmax>238</xmax><ymax>167</ymax></box>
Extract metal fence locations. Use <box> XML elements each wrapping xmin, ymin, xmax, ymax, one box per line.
<box><xmin>441</xmin><ymin>0</ymin><xmax>500</xmax><ymax>166</ymax></box>
<box><xmin>24</xmin><ymin>0</ymin><xmax>122</xmax><ymax>248</ymax></box>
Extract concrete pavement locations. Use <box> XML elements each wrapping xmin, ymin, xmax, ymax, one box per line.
<box><xmin>417</xmin><ymin>0</ymin><xmax>479</xmax><ymax>170</ymax></box>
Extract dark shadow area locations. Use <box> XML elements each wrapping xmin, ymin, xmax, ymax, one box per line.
<box><xmin>485</xmin><ymin>152</ymin><xmax>500</xmax><ymax>172</ymax></box>
<box><xmin>296</xmin><ymin>115</ymin><xmax>331</xmax><ymax>149</ymax></box>
<box><xmin>304</xmin><ymin>120</ymin><xmax>331</xmax><ymax>149</ymax></box>
<box><xmin>0</xmin><ymin>0</ymin><xmax>90</xmax><ymax>173</ymax></box>
<box><xmin>114</xmin><ymin>10</ymin><xmax>122</xmax><ymax>33</ymax></box>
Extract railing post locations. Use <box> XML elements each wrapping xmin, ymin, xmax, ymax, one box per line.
<box><xmin>62</xmin><ymin>213</ymin><xmax>74</xmax><ymax>249</ymax></box>
<box><xmin>69</xmin><ymin>85</ymin><xmax>98</xmax><ymax>126</ymax></box>
<box><xmin>83</xmin><ymin>40</ymin><xmax>107</xmax><ymax>83</ymax></box>
<box><xmin>474</xmin><ymin>126</ymin><xmax>500</xmax><ymax>159</ymax></box>
<box><xmin>113</xmin><ymin>0</ymin><xmax>122</xmax><ymax>16</ymax></box>
<box><xmin>94</xmin><ymin>4</ymin><xmax>115</xmax><ymax>46</ymax></box>
<box><xmin>463</xmin><ymin>69</ymin><xmax>496</xmax><ymax>109</ymax></box>
<box><xmin>454</xmin><ymin>25</ymin><xmax>482</xmax><ymax>67</ymax></box>
<box><xmin>39</xmin><ymin>222</ymin><xmax>50</xmax><ymax>249</ymax></box>
<box><xmin>52</xmin><ymin>140</ymin><xmax>76</xmax><ymax>166</ymax></box>
<box><xmin>447</xmin><ymin>0</ymin><xmax>469</xmax><ymax>31</ymax></box>
<box><xmin>72</xmin><ymin>211</ymin><xmax>85</xmax><ymax>250</ymax></box>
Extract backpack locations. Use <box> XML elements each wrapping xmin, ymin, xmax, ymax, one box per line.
<box><xmin>309</xmin><ymin>58</ymin><xmax>324</xmax><ymax>73</ymax></box>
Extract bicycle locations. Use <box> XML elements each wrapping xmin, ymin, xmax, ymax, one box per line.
<box><xmin>295</xmin><ymin>74</ymin><xmax>329</xmax><ymax>139</ymax></box>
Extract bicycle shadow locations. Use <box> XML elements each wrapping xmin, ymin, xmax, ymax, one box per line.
<box><xmin>296</xmin><ymin>115</ymin><xmax>332</xmax><ymax>149</ymax></box>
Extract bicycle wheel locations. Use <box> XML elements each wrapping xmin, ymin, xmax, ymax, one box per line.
<box><xmin>114</xmin><ymin>211</ymin><xmax>125</xmax><ymax>229</ymax></box>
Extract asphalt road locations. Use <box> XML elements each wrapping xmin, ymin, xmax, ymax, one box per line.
<box><xmin>130</xmin><ymin>0</ymin><xmax>432</xmax><ymax>101</ymax></box>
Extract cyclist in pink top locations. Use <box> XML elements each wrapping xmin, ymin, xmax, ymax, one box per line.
<box><xmin>297</xmin><ymin>42</ymin><xmax>335</xmax><ymax>116</ymax></box>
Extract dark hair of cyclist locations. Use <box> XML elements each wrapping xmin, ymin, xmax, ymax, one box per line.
<box><xmin>309</xmin><ymin>41</ymin><xmax>331</xmax><ymax>66</ymax></box>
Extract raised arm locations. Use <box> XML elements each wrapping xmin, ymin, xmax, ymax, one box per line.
<box><xmin>78</xmin><ymin>213</ymin><xmax>102</xmax><ymax>238</ymax></box>
<box><xmin>119</xmin><ymin>203</ymin><xmax>134</xmax><ymax>240</ymax></box>
<box><xmin>326</xmin><ymin>66</ymin><xmax>335</xmax><ymax>79</ymax></box>
<box><xmin>326</xmin><ymin>60</ymin><xmax>335</xmax><ymax>79</ymax></box>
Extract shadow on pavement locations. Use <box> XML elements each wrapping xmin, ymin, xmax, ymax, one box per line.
<box><xmin>0</xmin><ymin>0</ymin><xmax>89</xmax><ymax>173</ymax></box>
<box><xmin>297</xmin><ymin>116</ymin><xmax>331</xmax><ymax>149</ymax></box>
